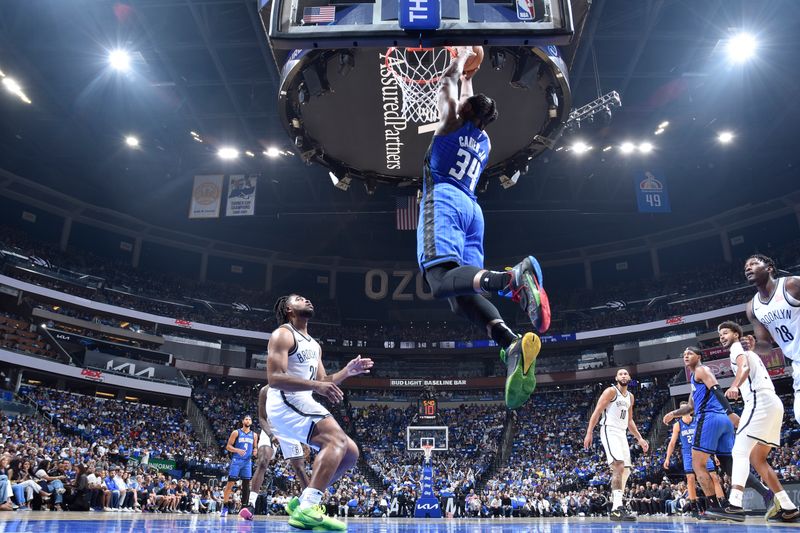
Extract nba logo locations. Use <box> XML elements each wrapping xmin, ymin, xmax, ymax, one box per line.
<box><xmin>516</xmin><ymin>0</ymin><xmax>535</xmax><ymax>20</ymax></box>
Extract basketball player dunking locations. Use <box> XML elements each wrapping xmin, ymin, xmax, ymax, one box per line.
<box><xmin>417</xmin><ymin>46</ymin><xmax>551</xmax><ymax>410</ymax></box>
<box><xmin>584</xmin><ymin>368</ymin><xmax>649</xmax><ymax>521</ymax></box>
<box><xmin>239</xmin><ymin>384</ymin><xmax>310</xmax><ymax>520</ymax></box>
<box><xmin>221</xmin><ymin>415</ymin><xmax>257</xmax><ymax>517</ymax></box>
<box><xmin>266</xmin><ymin>294</ymin><xmax>373</xmax><ymax>530</ymax></box>
<box><xmin>742</xmin><ymin>254</ymin><xmax>800</xmax><ymax>425</ymax></box>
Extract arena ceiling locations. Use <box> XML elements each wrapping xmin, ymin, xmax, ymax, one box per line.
<box><xmin>0</xmin><ymin>0</ymin><xmax>798</xmax><ymax>262</ymax></box>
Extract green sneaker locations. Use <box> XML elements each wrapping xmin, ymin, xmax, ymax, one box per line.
<box><xmin>285</xmin><ymin>496</ymin><xmax>300</xmax><ymax>515</ymax></box>
<box><xmin>288</xmin><ymin>505</ymin><xmax>346</xmax><ymax>531</ymax></box>
<box><xmin>500</xmin><ymin>332</ymin><xmax>541</xmax><ymax>409</ymax></box>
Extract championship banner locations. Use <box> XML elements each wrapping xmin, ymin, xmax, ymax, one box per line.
<box><xmin>225</xmin><ymin>174</ymin><xmax>257</xmax><ymax>217</ymax></box>
<box><xmin>635</xmin><ymin>169</ymin><xmax>671</xmax><ymax>213</ymax></box>
<box><xmin>189</xmin><ymin>175</ymin><xmax>223</xmax><ymax>219</ymax></box>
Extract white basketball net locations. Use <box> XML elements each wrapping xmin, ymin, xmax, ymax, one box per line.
<box><xmin>385</xmin><ymin>47</ymin><xmax>456</xmax><ymax>124</ymax></box>
<box><xmin>422</xmin><ymin>444</ymin><xmax>433</xmax><ymax>462</ymax></box>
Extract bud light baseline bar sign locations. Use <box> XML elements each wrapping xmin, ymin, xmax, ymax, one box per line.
<box><xmin>399</xmin><ymin>0</ymin><xmax>441</xmax><ymax>31</ymax></box>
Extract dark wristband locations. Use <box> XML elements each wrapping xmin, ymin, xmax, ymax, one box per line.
<box><xmin>711</xmin><ymin>385</ymin><xmax>734</xmax><ymax>415</ymax></box>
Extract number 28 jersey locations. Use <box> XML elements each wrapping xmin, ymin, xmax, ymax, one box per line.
<box><xmin>752</xmin><ymin>276</ymin><xmax>800</xmax><ymax>361</ymax></box>
<box><xmin>424</xmin><ymin>121</ymin><xmax>491</xmax><ymax>199</ymax></box>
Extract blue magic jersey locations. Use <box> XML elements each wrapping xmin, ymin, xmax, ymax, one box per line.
<box><xmin>678</xmin><ymin>418</ymin><xmax>697</xmax><ymax>451</ymax></box>
<box><xmin>691</xmin><ymin>372</ymin><xmax>726</xmax><ymax>416</ymax></box>
<box><xmin>424</xmin><ymin>121</ymin><xmax>491</xmax><ymax>198</ymax></box>
<box><xmin>232</xmin><ymin>429</ymin><xmax>254</xmax><ymax>461</ymax></box>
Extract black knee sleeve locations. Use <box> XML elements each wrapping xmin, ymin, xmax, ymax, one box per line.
<box><xmin>717</xmin><ymin>455</ymin><xmax>733</xmax><ymax>478</ymax></box>
<box><xmin>241</xmin><ymin>479</ymin><xmax>250</xmax><ymax>506</ymax></box>
<box><xmin>425</xmin><ymin>265</ymin><xmax>482</xmax><ymax>299</ymax></box>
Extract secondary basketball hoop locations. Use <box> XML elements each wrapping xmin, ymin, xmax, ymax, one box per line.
<box><xmin>385</xmin><ymin>46</ymin><xmax>457</xmax><ymax>124</ymax></box>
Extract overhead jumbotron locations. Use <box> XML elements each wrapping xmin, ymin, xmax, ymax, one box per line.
<box><xmin>258</xmin><ymin>0</ymin><xmax>590</xmax><ymax>187</ymax></box>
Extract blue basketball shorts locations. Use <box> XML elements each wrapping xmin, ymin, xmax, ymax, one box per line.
<box><xmin>417</xmin><ymin>183</ymin><xmax>485</xmax><ymax>271</ymax></box>
<box><xmin>692</xmin><ymin>412</ymin><xmax>734</xmax><ymax>456</ymax></box>
<box><xmin>682</xmin><ymin>452</ymin><xmax>716</xmax><ymax>474</ymax></box>
<box><xmin>228</xmin><ymin>459</ymin><xmax>252</xmax><ymax>480</ymax></box>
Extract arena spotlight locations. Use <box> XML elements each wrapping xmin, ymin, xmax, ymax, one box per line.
<box><xmin>109</xmin><ymin>49</ymin><xmax>132</xmax><ymax>72</ymax></box>
<box><xmin>217</xmin><ymin>147</ymin><xmax>239</xmax><ymax>160</ymax></box>
<box><xmin>638</xmin><ymin>142</ymin><xmax>654</xmax><ymax>154</ymax></box>
<box><xmin>124</xmin><ymin>135</ymin><xmax>139</xmax><ymax>148</ymax></box>
<box><xmin>654</xmin><ymin>128</ymin><xmax>665</xmax><ymax>135</ymax></box>
<box><xmin>329</xmin><ymin>171</ymin><xmax>351</xmax><ymax>191</ymax></box>
<box><xmin>264</xmin><ymin>147</ymin><xmax>281</xmax><ymax>158</ymax></box>
<box><xmin>727</xmin><ymin>32</ymin><xmax>757</xmax><ymax>63</ymax></box>
<box><xmin>619</xmin><ymin>142</ymin><xmax>636</xmax><ymax>154</ymax></box>
<box><xmin>571</xmin><ymin>141</ymin><xmax>592</xmax><ymax>155</ymax></box>
<box><xmin>718</xmin><ymin>131</ymin><xmax>735</xmax><ymax>144</ymax></box>
<box><xmin>602</xmin><ymin>145</ymin><xmax>613</xmax><ymax>152</ymax></box>
<box><xmin>658</xmin><ymin>121</ymin><xmax>669</xmax><ymax>129</ymax></box>
<box><xmin>1</xmin><ymin>76</ymin><xmax>32</xmax><ymax>104</ymax></box>
<box><xmin>245</xmin><ymin>150</ymin><xmax>255</xmax><ymax>158</ymax></box>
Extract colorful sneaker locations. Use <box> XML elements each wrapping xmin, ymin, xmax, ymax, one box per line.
<box><xmin>220</xmin><ymin>506</ymin><xmax>228</xmax><ymax>517</ymax></box>
<box><xmin>499</xmin><ymin>332</ymin><xmax>541</xmax><ymax>409</ymax></box>
<box><xmin>502</xmin><ymin>255</ymin><xmax>550</xmax><ymax>333</ymax></box>
<box><xmin>285</xmin><ymin>496</ymin><xmax>300</xmax><ymax>515</ymax></box>
<box><xmin>778</xmin><ymin>508</ymin><xmax>800</xmax><ymax>522</ymax></box>
<box><xmin>239</xmin><ymin>506</ymin><xmax>254</xmax><ymax>520</ymax></box>
<box><xmin>288</xmin><ymin>505</ymin><xmax>346</xmax><ymax>530</ymax></box>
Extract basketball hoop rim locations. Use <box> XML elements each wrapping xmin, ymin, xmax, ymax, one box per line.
<box><xmin>385</xmin><ymin>46</ymin><xmax>458</xmax><ymax>85</ymax></box>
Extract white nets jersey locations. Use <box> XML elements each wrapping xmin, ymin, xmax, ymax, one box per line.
<box><xmin>728</xmin><ymin>341</ymin><xmax>775</xmax><ymax>404</ymax></box>
<box><xmin>752</xmin><ymin>277</ymin><xmax>800</xmax><ymax>361</ymax></box>
<box><xmin>277</xmin><ymin>323</ymin><xmax>321</xmax><ymax>400</ymax></box>
<box><xmin>600</xmin><ymin>385</ymin><xmax>631</xmax><ymax>431</ymax></box>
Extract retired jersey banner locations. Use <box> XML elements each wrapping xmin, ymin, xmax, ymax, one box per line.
<box><xmin>635</xmin><ymin>169</ymin><xmax>671</xmax><ymax>213</ymax></box>
<box><xmin>189</xmin><ymin>175</ymin><xmax>223</xmax><ymax>219</ymax></box>
<box><xmin>225</xmin><ymin>175</ymin><xmax>257</xmax><ymax>217</ymax></box>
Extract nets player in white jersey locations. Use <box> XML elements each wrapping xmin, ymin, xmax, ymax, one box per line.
<box><xmin>266</xmin><ymin>294</ymin><xmax>373</xmax><ymax>531</ymax></box>
<box><xmin>715</xmin><ymin>321</ymin><xmax>799</xmax><ymax>522</ymax></box>
<box><xmin>743</xmin><ymin>254</ymin><xmax>800</xmax><ymax>425</ymax></box>
<box><xmin>584</xmin><ymin>368</ymin><xmax>649</xmax><ymax>521</ymax></box>
<box><xmin>240</xmin><ymin>384</ymin><xmax>310</xmax><ymax>520</ymax></box>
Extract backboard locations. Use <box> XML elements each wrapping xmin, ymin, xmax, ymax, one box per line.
<box><xmin>261</xmin><ymin>0</ymin><xmax>575</xmax><ymax>50</ymax></box>
<box><xmin>407</xmin><ymin>425</ymin><xmax>449</xmax><ymax>451</ymax></box>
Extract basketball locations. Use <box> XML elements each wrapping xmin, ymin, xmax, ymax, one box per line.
<box><xmin>464</xmin><ymin>46</ymin><xmax>484</xmax><ymax>75</ymax></box>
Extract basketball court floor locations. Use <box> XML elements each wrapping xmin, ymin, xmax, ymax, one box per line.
<box><xmin>1</xmin><ymin>513</ymin><xmax>797</xmax><ymax>532</ymax></box>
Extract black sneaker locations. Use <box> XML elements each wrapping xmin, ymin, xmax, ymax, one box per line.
<box><xmin>778</xmin><ymin>508</ymin><xmax>800</xmax><ymax>522</ymax></box>
<box><xmin>704</xmin><ymin>505</ymin><xmax>746</xmax><ymax>522</ymax></box>
<box><xmin>609</xmin><ymin>508</ymin><xmax>636</xmax><ymax>521</ymax></box>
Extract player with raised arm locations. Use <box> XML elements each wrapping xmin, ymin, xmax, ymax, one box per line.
<box><xmin>583</xmin><ymin>368</ymin><xmax>649</xmax><ymax>521</ymax></box>
<box><xmin>416</xmin><ymin>46</ymin><xmax>550</xmax><ymax>410</ymax></box>
<box><xmin>743</xmin><ymin>254</ymin><xmax>800</xmax><ymax>425</ymax></box>
<box><xmin>267</xmin><ymin>294</ymin><xmax>373</xmax><ymax>530</ymax></box>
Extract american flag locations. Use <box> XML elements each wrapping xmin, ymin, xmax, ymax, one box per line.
<box><xmin>396</xmin><ymin>196</ymin><xmax>419</xmax><ymax>231</ymax></box>
<box><xmin>302</xmin><ymin>6</ymin><xmax>336</xmax><ymax>23</ymax></box>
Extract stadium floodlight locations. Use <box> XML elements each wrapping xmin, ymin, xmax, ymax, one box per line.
<box><xmin>109</xmin><ymin>49</ymin><xmax>132</xmax><ymax>72</ymax></box>
<box><xmin>727</xmin><ymin>32</ymin><xmax>757</xmax><ymax>63</ymax></box>
<box><xmin>654</xmin><ymin>128</ymin><xmax>665</xmax><ymax>135</ymax></box>
<box><xmin>329</xmin><ymin>171</ymin><xmax>351</xmax><ymax>191</ymax></box>
<box><xmin>245</xmin><ymin>150</ymin><xmax>255</xmax><ymax>158</ymax></box>
<box><xmin>620</xmin><ymin>142</ymin><xmax>636</xmax><ymax>154</ymax></box>
<box><xmin>264</xmin><ymin>146</ymin><xmax>281</xmax><ymax>158</ymax></box>
<box><xmin>718</xmin><ymin>131</ymin><xmax>734</xmax><ymax>144</ymax></box>
<box><xmin>571</xmin><ymin>141</ymin><xmax>592</xmax><ymax>155</ymax></box>
<box><xmin>639</xmin><ymin>142</ymin><xmax>654</xmax><ymax>154</ymax></box>
<box><xmin>217</xmin><ymin>147</ymin><xmax>239</xmax><ymax>160</ymax></box>
<box><xmin>602</xmin><ymin>145</ymin><xmax>613</xmax><ymax>152</ymax></box>
<box><xmin>2</xmin><ymin>76</ymin><xmax>32</xmax><ymax>104</ymax></box>
<box><xmin>124</xmin><ymin>135</ymin><xmax>139</xmax><ymax>148</ymax></box>
<box><xmin>658</xmin><ymin>121</ymin><xmax>669</xmax><ymax>129</ymax></box>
